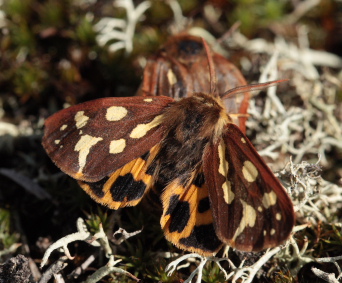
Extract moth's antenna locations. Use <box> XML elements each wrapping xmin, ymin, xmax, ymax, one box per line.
<box><xmin>201</xmin><ymin>38</ymin><xmax>217</xmax><ymax>96</ymax></box>
<box><xmin>221</xmin><ymin>79</ymin><xmax>288</xmax><ymax>99</ymax></box>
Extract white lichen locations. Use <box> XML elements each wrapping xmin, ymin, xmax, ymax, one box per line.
<box><xmin>94</xmin><ymin>0</ymin><xmax>151</xmax><ymax>54</ymax></box>
<box><xmin>40</xmin><ymin>218</ymin><xmax>141</xmax><ymax>282</ymax></box>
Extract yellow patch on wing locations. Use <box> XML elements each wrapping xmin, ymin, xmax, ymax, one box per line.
<box><xmin>231</xmin><ymin>200</ymin><xmax>257</xmax><ymax>242</ymax></box>
<box><xmin>109</xmin><ymin>139</ymin><xmax>126</xmax><ymax>154</ymax></box>
<box><xmin>130</xmin><ymin>115</ymin><xmax>164</xmax><ymax>139</ymax></box>
<box><xmin>74</xmin><ymin>134</ymin><xmax>103</xmax><ymax>173</ymax></box>
<box><xmin>218</xmin><ymin>139</ymin><xmax>234</xmax><ymax>204</ymax></box>
<box><xmin>262</xmin><ymin>191</ymin><xmax>277</xmax><ymax>209</ymax></box>
<box><xmin>218</xmin><ymin>139</ymin><xmax>228</xmax><ymax>176</ymax></box>
<box><xmin>222</xmin><ymin>181</ymin><xmax>233</xmax><ymax>205</ymax></box>
<box><xmin>75</xmin><ymin>111</ymin><xmax>89</xmax><ymax>129</ymax></box>
<box><xmin>106</xmin><ymin>106</ymin><xmax>128</xmax><ymax>121</ymax></box>
<box><xmin>167</xmin><ymin>69</ymin><xmax>177</xmax><ymax>85</ymax></box>
<box><xmin>242</xmin><ymin>160</ymin><xmax>258</xmax><ymax>183</ymax></box>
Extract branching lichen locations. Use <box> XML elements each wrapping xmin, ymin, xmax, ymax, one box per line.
<box><xmin>225</xmin><ymin>27</ymin><xmax>342</xmax><ymax>168</ymax></box>
<box><xmin>41</xmin><ymin>218</ymin><xmax>96</xmax><ymax>268</ymax></box>
<box><xmin>40</xmin><ymin>218</ymin><xmax>141</xmax><ymax>282</ymax></box>
<box><xmin>39</xmin><ymin>256</ymin><xmax>68</xmax><ymax>283</ymax></box>
<box><xmin>166</xmin><ymin>254</ymin><xmax>229</xmax><ymax>283</ymax></box>
<box><xmin>94</xmin><ymin>0</ymin><xmax>151</xmax><ymax>54</ymax></box>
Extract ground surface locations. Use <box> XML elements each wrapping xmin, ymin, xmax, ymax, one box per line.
<box><xmin>0</xmin><ymin>0</ymin><xmax>342</xmax><ymax>282</ymax></box>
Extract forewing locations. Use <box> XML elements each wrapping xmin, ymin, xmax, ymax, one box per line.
<box><xmin>203</xmin><ymin>123</ymin><xmax>295</xmax><ymax>252</ymax></box>
<box><xmin>42</xmin><ymin>96</ymin><xmax>174</xmax><ymax>182</ymax></box>
<box><xmin>160</xmin><ymin>171</ymin><xmax>223</xmax><ymax>256</ymax></box>
<box><xmin>78</xmin><ymin>145</ymin><xmax>160</xmax><ymax>209</ymax></box>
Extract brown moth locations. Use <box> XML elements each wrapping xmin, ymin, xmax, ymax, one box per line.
<box><xmin>42</xmin><ymin>39</ymin><xmax>294</xmax><ymax>256</ymax></box>
<box><xmin>136</xmin><ymin>34</ymin><xmax>250</xmax><ymax>133</ymax></box>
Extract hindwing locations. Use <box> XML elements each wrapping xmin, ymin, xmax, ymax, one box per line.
<box><xmin>79</xmin><ymin>145</ymin><xmax>160</xmax><ymax>209</ymax></box>
<box><xmin>160</xmin><ymin>170</ymin><xmax>223</xmax><ymax>256</ymax></box>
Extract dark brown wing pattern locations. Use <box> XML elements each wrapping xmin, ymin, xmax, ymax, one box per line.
<box><xmin>203</xmin><ymin>123</ymin><xmax>295</xmax><ymax>252</ymax></box>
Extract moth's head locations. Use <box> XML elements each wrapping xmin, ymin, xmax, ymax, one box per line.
<box><xmin>192</xmin><ymin>92</ymin><xmax>227</xmax><ymax>112</ymax></box>
<box><xmin>192</xmin><ymin>92</ymin><xmax>232</xmax><ymax>140</ymax></box>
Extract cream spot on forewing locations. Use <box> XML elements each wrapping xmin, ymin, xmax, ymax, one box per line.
<box><xmin>74</xmin><ymin>134</ymin><xmax>103</xmax><ymax>172</ymax></box>
<box><xmin>241</xmin><ymin>137</ymin><xmax>246</xmax><ymax>143</ymax></box>
<box><xmin>218</xmin><ymin>140</ymin><xmax>235</xmax><ymax>204</ymax></box>
<box><xmin>262</xmin><ymin>191</ymin><xmax>277</xmax><ymax>209</ymax></box>
<box><xmin>60</xmin><ymin>124</ymin><xmax>67</xmax><ymax>131</ymax></box>
<box><xmin>106</xmin><ymin>106</ymin><xmax>128</xmax><ymax>121</ymax></box>
<box><xmin>232</xmin><ymin>200</ymin><xmax>257</xmax><ymax>241</ymax></box>
<box><xmin>258</xmin><ymin>206</ymin><xmax>263</xmax><ymax>212</ymax></box>
<box><xmin>144</xmin><ymin>98</ymin><xmax>153</xmax><ymax>102</ymax></box>
<box><xmin>218</xmin><ymin>139</ymin><xmax>228</xmax><ymax>176</ymax></box>
<box><xmin>242</xmin><ymin>160</ymin><xmax>258</xmax><ymax>182</ymax></box>
<box><xmin>276</xmin><ymin>213</ymin><xmax>282</xmax><ymax>221</ymax></box>
<box><xmin>109</xmin><ymin>139</ymin><xmax>126</xmax><ymax>154</ymax></box>
<box><xmin>130</xmin><ymin>115</ymin><xmax>163</xmax><ymax>139</ymax></box>
<box><xmin>54</xmin><ymin>140</ymin><xmax>60</xmax><ymax>145</ymax></box>
<box><xmin>263</xmin><ymin>230</ymin><xmax>267</xmax><ymax>236</ymax></box>
<box><xmin>271</xmin><ymin>229</ymin><xmax>276</xmax><ymax>236</ymax></box>
<box><xmin>167</xmin><ymin>69</ymin><xmax>177</xmax><ymax>85</ymax></box>
<box><xmin>75</xmin><ymin>111</ymin><xmax>89</xmax><ymax>129</ymax></box>
<box><xmin>222</xmin><ymin>181</ymin><xmax>234</xmax><ymax>204</ymax></box>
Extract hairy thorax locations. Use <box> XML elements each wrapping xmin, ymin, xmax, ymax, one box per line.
<box><xmin>151</xmin><ymin>93</ymin><xmax>231</xmax><ymax>189</ymax></box>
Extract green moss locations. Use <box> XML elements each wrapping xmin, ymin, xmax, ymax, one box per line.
<box><xmin>38</xmin><ymin>0</ymin><xmax>70</xmax><ymax>29</ymax></box>
<box><xmin>10</xmin><ymin>23</ymin><xmax>36</xmax><ymax>52</ymax></box>
<box><xmin>13</xmin><ymin>62</ymin><xmax>48</xmax><ymax>99</ymax></box>
<box><xmin>0</xmin><ymin>208</ymin><xmax>20</xmax><ymax>252</ymax></box>
<box><xmin>202</xmin><ymin>261</ymin><xmax>227</xmax><ymax>283</ymax></box>
<box><xmin>76</xmin><ymin>16</ymin><xmax>97</xmax><ymax>45</ymax></box>
<box><xmin>3</xmin><ymin>0</ymin><xmax>33</xmax><ymax>24</ymax></box>
<box><xmin>85</xmin><ymin>207</ymin><xmax>111</xmax><ymax>234</ymax></box>
<box><xmin>229</xmin><ymin>0</ymin><xmax>287</xmax><ymax>35</ymax></box>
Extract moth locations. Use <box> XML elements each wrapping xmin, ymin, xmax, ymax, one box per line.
<box><xmin>42</xmin><ymin>40</ymin><xmax>295</xmax><ymax>256</ymax></box>
<box><xmin>136</xmin><ymin>34</ymin><xmax>250</xmax><ymax>133</ymax></box>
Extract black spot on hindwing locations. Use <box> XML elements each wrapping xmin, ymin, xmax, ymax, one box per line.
<box><xmin>81</xmin><ymin>177</ymin><xmax>109</xmax><ymax>198</ymax></box>
<box><xmin>179</xmin><ymin>224</ymin><xmax>222</xmax><ymax>252</ymax></box>
<box><xmin>168</xmin><ymin>199</ymin><xmax>190</xmax><ymax>233</ymax></box>
<box><xmin>110</xmin><ymin>173</ymin><xmax>146</xmax><ymax>202</ymax></box>
<box><xmin>165</xmin><ymin>195</ymin><xmax>180</xmax><ymax>215</ymax></box>
<box><xmin>193</xmin><ymin>172</ymin><xmax>205</xmax><ymax>187</ymax></box>
<box><xmin>198</xmin><ymin>197</ymin><xmax>210</xmax><ymax>213</ymax></box>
